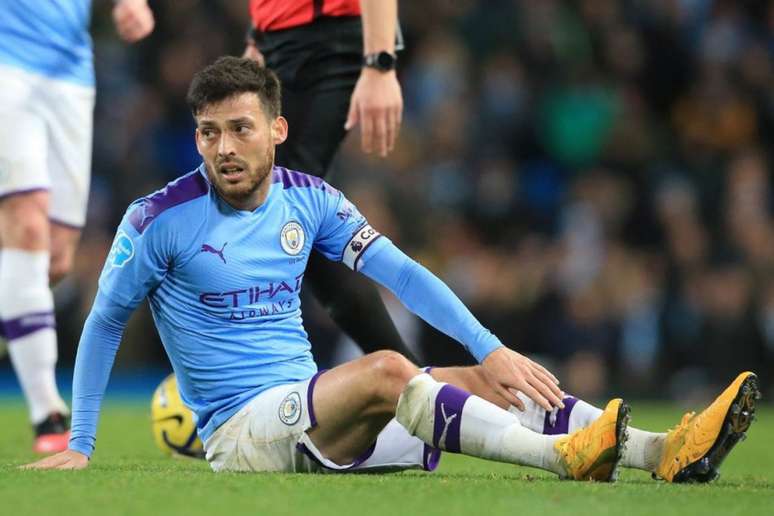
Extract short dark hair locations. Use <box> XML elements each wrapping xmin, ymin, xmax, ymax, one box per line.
<box><xmin>186</xmin><ymin>56</ymin><xmax>281</xmax><ymax>118</ymax></box>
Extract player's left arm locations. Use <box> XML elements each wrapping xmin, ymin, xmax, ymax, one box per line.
<box><xmin>345</xmin><ymin>0</ymin><xmax>403</xmax><ymax>158</ymax></box>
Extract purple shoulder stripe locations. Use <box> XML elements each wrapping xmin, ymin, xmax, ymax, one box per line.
<box><xmin>128</xmin><ymin>170</ymin><xmax>209</xmax><ymax>234</ymax></box>
<box><xmin>272</xmin><ymin>167</ymin><xmax>338</xmax><ymax>195</ymax></box>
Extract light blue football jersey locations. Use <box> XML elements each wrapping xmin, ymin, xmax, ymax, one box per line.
<box><xmin>99</xmin><ymin>165</ymin><xmax>388</xmax><ymax>441</ymax></box>
<box><xmin>0</xmin><ymin>0</ymin><xmax>94</xmax><ymax>85</ymax></box>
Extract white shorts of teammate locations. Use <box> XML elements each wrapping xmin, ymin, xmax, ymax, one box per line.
<box><xmin>0</xmin><ymin>64</ymin><xmax>95</xmax><ymax>227</ymax></box>
<box><xmin>204</xmin><ymin>371</ymin><xmax>442</xmax><ymax>473</ymax></box>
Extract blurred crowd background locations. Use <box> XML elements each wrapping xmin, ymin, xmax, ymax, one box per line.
<box><xmin>41</xmin><ymin>0</ymin><xmax>774</xmax><ymax>402</ymax></box>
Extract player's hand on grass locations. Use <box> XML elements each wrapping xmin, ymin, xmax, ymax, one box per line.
<box><xmin>481</xmin><ymin>347</ymin><xmax>564</xmax><ymax>412</ymax></box>
<box><xmin>112</xmin><ymin>0</ymin><xmax>155</xmax><ymax>43</ymax></box>
<box><xmin>345</xmin><ymin>68</ymin><xmax>403</xmax><ymax>158</ymax></box>
<box><xmin>22</xmin><ymin>450</ymin><xmax>89</xmax><ymax>471</ymax></box>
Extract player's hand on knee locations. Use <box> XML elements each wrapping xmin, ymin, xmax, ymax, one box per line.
<box><xmin>345</xmin><ymin>69</ymin><xmax>403</xmax><ymax>158</ymax></box>
<box><xmin>21</xmin><ymin>450</ymin><xmax>89</xmax><ymax>470</ymax></box>
<box><xmin>481</xmin><ymin>347</ymin><xmax>564</xmax><ymax>412</ymax></box>
<box><xmin>112</xmin><ymin>0</ymin><xmax>155</xmax><ymax>43</ymax></box>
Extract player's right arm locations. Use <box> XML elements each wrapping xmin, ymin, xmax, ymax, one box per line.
<box><xmin>23</xmin><ymin>201</ymin><xmax>171</xmax><ymax>469</ymax></box>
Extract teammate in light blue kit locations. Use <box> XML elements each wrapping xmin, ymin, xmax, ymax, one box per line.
<box><xmin>27</xmin><ymin>57</ymin><xmax>649</xmax><ymax>479</ymax></box>
<box><xmin>0</xmin><ymin>0</ymin><xmax>154</xmax><ymax>453</ymax></box>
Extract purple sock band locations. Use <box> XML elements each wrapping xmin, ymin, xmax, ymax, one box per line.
<box><xmin>543</xmin><ymin>396</ymin><xmax>578</xmax><ymax>435</ymax></box>
<box><xmin>1</xmin><ymin>311</ymin><xmax>56</xmax><ymax>340</ymax></box>
<box><xmin>432</xmin><ymin>384</ymin><xmax>470</xmax><ymax>453</ymax></box>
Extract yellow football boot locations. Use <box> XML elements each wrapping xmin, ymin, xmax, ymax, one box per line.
<box><xmin>554</xmin><ymin>398</ymin><xmax>630</xmax><ymax>481</ymax></box>
<box><xmin>656</xmin><ymin>372</ymin><xmax>760</xmax><ymax>483</ymax></box>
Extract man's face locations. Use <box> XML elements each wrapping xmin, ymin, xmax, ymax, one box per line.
<box><xmin>195</xmin><ymin>92</ymin><xmax>287</xmax><ymax>208</ymax></box>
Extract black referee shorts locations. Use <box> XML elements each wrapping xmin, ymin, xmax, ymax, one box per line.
<box><xmin>258</xmin><ymin>16</ymin><xmax>363</xmax><ymax>179</ymax></box>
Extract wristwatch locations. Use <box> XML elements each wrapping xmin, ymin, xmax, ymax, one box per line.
<box><xmin>363</xmin><ymin>51</ymin><xmax>397</xmax><ymax>72</ymax></box>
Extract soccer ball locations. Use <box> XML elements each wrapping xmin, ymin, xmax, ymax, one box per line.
<box><xmin>151</xmin><ymin>373</ymin><xmax>204</xmax><ymax>459</ymax></box>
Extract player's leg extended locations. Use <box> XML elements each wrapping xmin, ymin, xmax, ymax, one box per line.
<box><xmin>0</xmin><ymin>192</ymin><xmax>69</xmax><ymax>452</ymax></box>
<box><xmin>308</xmin><ymin>351</ymin><xmax>626</xmax><ymax>480</ymax></box>
<box><xmin>430</xmin><ymin>367</ymin><xmax>761</xmax><ymax>480</ymax></box>
<box><xmin>430</xmin><ymin>366</ymin><xmax>664</xmax><ymax>474</ymax></box>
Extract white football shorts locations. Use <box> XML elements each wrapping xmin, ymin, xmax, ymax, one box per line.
<box><xmin>0</xmin><ymin>64</ymin><xmax>95</xmax><ymax>227</ymax></box>
<box><xmin>204</xmin><ymin>371</ymin><xmax>442</xmax><ymax>473</ymax></box>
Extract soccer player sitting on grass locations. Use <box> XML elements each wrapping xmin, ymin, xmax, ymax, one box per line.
<box><xmin>25</xmin><ymin>57</ymin><xmax>759</xmax><ymax>482</ymax></box>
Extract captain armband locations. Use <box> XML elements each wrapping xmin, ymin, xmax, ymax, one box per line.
<box><xmin>342</xmin><ymin>224</ymin><xmax>382</xmax><ymax>272</ymax></box>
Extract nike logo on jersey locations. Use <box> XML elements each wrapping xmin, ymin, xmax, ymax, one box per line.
<box><xmin>201</xmin><ymin>242</ymin><xmax>227</xmax><ymax>264</ymax></box>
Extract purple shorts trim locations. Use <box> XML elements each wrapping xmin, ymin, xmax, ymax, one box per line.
<box><xmin>297</xmin><ymin>368</ymin><xmax>378</xmax><ymax>471</ymax></box>
<box><xmin>0</xmin><ymin>187</ymin><xmax>49</xmax><ymax>203</ymax></box>
<box><xmin>295</xmin><ymin>440</ymin><xmax>378</xmax><ymax>472</ymax></box>
<box><xmin>306</xmin><ymin>369</ymin><xmax>328</xmax><ymax>429</ymax></box>
<box><xmin>49</xmin><ymin>216</ymin><xmax>84</xmax><ymax>230</ymax></box>
<box><xmin>423</xmin><ymin>444</ymin><xmax>442</xmax><ymax>471</ymax></box>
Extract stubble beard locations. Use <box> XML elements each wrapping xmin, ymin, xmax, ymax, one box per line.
<box><xmin>208</xmin><ymin>145</ymin><xmax>275</xmax><ymax>205</ymax></box>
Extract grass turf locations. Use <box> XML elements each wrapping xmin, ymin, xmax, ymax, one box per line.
<box><xmin>1</xmin><ymin>399</ymin><xmax>772</xmax><ymax>515</ymax></box>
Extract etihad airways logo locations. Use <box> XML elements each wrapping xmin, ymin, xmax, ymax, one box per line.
<box><xmin>199</xmin><ymin>273</ymin><xmax>304</xmax><ymax>308</ymax></box>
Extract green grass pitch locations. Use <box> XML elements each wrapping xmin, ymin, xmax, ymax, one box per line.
<box><xmin>1</xmin><ymin>399</ymin><xmax>772</xmax><ymax>515</ymax></box>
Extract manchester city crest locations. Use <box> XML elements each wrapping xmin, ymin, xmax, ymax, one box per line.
<box><xmin>280</xmin><ymin>221</ymin><xmax>305</xmax><ymax>256</ymax></box>
<box><xmin>278</xmin><ymin>391</ymin><xmax>302</xmax><ymax>425</ymax></box>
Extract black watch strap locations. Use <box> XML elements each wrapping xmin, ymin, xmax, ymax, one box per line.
<box><xmin>363</xmin><ymin>51</ymin><xmax>397</xmax><ymax>72</ymax></box>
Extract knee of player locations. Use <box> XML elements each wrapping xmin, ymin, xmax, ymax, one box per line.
<box><xmin>6</xmin><ymin>214</ymin><xmax>49</xmax><ymax>248</ymax></box>
<box><xmin>0</xmin><ymin>194</ymin><xmax>49</xmax><ymax>245</ymax></box>
<box><xmin>369</xmin><ymin>350</ymin><xmax>417</xmax><ymax>393</ymax></box>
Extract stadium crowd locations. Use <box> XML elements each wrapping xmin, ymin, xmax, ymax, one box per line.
<box><xmin>51</xmin><ymin>0</ymin><xmax>774</xmax><ymax>402</ymax></box>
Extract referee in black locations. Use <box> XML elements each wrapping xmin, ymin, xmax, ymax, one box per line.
<box><xmin>244</xmin><ymin>0</ymin><xmax>416</xmax><ymax>363</ymax></box>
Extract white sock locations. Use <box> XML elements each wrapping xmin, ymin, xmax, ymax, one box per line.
<box><xmin>508</xmin><ymin>392</ymin><xmax>664</xmax><ymax>472</ymax></box>
<box><xmin>509</xmin><ymin>392</ymin><xmax>603</xmax><ymax>434</ymax></box>
<box><xmin>621</xmin><ymin>427</ymin><xmax>665</xmax><ymax>472</ymax></box>
<box><xmin>0</xmin><ymin>249</ymin><xmax>67</xmax><ymax>424</ymax></box>
<box><xmin>396</xmin><ymin>373</ymin><xmax>565</xmax><ymax>475</ymax></box>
